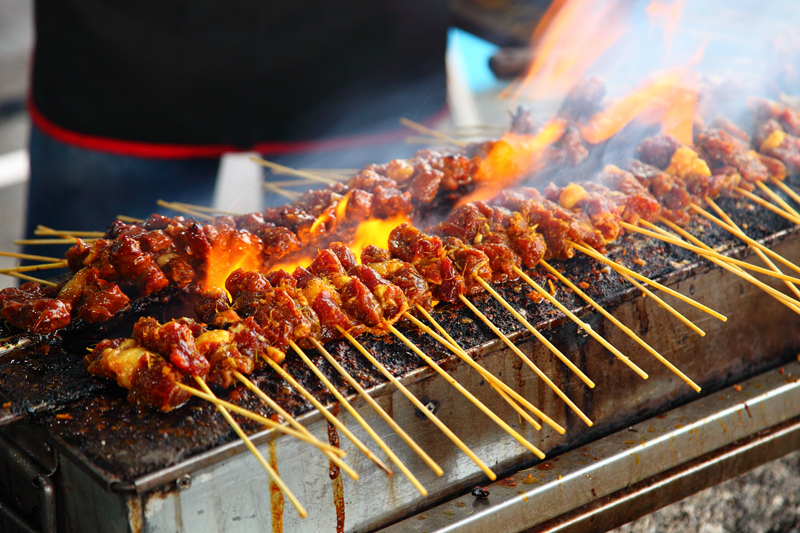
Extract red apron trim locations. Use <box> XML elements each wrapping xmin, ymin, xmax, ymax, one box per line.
<box><xmin>29</xmin><ymin>99</ymin><xmax>449</xmax><ymax>159</ymax></box>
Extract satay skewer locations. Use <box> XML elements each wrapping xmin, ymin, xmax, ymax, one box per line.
<box><xmin>0</xmin><ymin>262</ymin><xmax>68</xmax><ymax>274</ymax></box>
<box><xmin>261</xmin><ymin>354</ymin><xmax>392</xmax><ymax>476</ymax></box>
<box><xmin>538</xmin><ymin>260</ymin><xmax>700</xmax><ymax>392</ymax></box>
<box><xmin>264</xmin><ymin>182</ymin><xmax>302</xmax><ymax>201</ymax></box>
<box><xmin>770</xmin><ymin>177</ymin><xmax>800</xmax><ymax>208</ymax></box>
<box><xmin>116</xmin><ymin>215</ymin><xmax>145</xmax><ymax>223</ymax></box>
<box><xmin>34</xmin><ymin>227</ymin><xmax>105</xmax><ymax>238</ymax></box>
<box><xmin>191</xmin><ymin>377</ymin><xmax>308</xmax><ymax>519</ymax></box>
<box><xmin>507</xmin><ymin>269</ymin><xmax>649</xmax><ymax>380</ymax></box>
<box><xmin>571</xmin><ymin>242</ymin><xmax>716</xmax><ymax>332</ymax></box>
<box><xmin>654</xmin><ymin>218</ymin><xmax>800</xmax><ymax>315</ymax></box>
<box><xmin>249</xmin><ymin>157</ymin><xmax>340</xmax><ymax>185</ymax></box>
<box><xmin>309</xmin><ymin>338</ymin><xmax>442</xmax><ymax>487</ymax></box>
<box><xmin>156</xmin><ymin>200</ymin><xmax>211</xmax><ymax>220</ymax></box>
<box><xmin>575</xmin><ymin>242</ymin><xmax>707</xmax><ymax>336</ymax></box>
<box><xmin>159</xmin><ymin>203</ymin><xmax>243</xmax><ymax>217</ymax></box>
<box><xmin>457</xmin><ymin>294</ymin><xmax>594</xmax><ymax>427</ymax></box>
<box><xmin>2</xmin><ymin>271</ymin><xmax>58</xmax><ymax>287</ymax></box>
<box><xmin>288</xmin><ymin>340</ymin><xmax>404</xmax><ymax>481</ymax></box>
<box><xmin>466</xmin><ymin>277</ymin><xmax>596</xmax><ymax>388</ymax></box>
<box><xmin>230</xmin><ymin>370</ymin><xmax>358</xmax><ymax>480</ymax></box>
<box><xmin>704</xmin><ymin>197</ymin><xmax>800</xmax><ymax>301</ymax></box>
<box><xmin>686</xmin><ymin>206</ymin><xmax>800</xmax><ymax>278</ymax></box>
<box><xmin>413</xmin><ymin>304</ymin><xmax>564</xmax><ymax>432</ymax></box>
<box><xmin>14</xmin><ymin>238</ymin><xmax>98</xmax><ymax>245</ymax></box>
<box><xmin>403</xmin><ymin>310</ymin><xmax>551</xmax><ymax>433</ymax></box>
<box><xmin>0</xmin><ymin>251</ymin><xmax>64</xmax><ymax>263</ymax></box>
<box><xmin>399</xmin><ymin>118</ymin><xmax>469</xmax><ymax>147</ymax></box>
<box><xmin>735</xmin><ymin>187</ymin><xmax>800</xmax><ymax>226</ymax></box>
<box><xmin>337</xmin><ymin>325</ymin><xmax>497</xmax><ymax>481</ymax></box>
<box><xmin>619</xmin><ymin>222</ymin><xmax>800</xmax><ymax>285</ymax></box>
<box><xmin>755</xmin><ymin>182</ymin><xmax>800</xmax><ymax>219</ymax></box>
<box><xmin>176</xmin><ymin>383</ymin><xmax>346</xmax><ymax>457</ymax></box>
<box><xmin>387</xmin><ymin>324</ymin><xmax>546</xmax><ymax>460</ymax></box>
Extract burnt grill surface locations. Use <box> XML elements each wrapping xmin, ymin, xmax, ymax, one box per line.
<box><xmin>0</xmin><ymin>181</ymin><xmax>798</xmax><ymax>482</ymax></box>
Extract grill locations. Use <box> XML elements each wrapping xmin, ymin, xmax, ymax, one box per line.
<box><xmin>1</xmin><ymin>188</ymin><xmax>800</xmax><ymax>532</ymax></box>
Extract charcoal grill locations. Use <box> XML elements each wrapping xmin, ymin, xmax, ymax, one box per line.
<box><xmin>1</xmin><ymin>192</ymin><xmax>800</xmax><ymax>533</ymax></box>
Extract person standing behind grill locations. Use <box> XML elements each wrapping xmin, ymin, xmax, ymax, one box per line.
<box><xmin>26</xmin><ymin>0</ymin><xmax>449</xmax><ymax>257</ymax></box>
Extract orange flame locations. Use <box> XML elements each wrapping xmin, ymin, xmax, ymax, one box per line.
<box><xmin>261</xmin><ymin>213</ymin><xmax>411</xmax><ymax>274</ymax></box>
<box><xmin>203</xmin><ymin>229</ymin><xmax>264</xmax><ymax>293</ymax></box>
<box><xmin>509</xmin><ymin>0</ymin><xmax>630</xmax><ymax>100</ymax></box>
<box><xmin>458</xmin><ymin>119</ymin><xmax>567</xmax><ymax>206</ymax></box>
<box><xmin>579</xmin><ymin>71</ymin><xmax>697</xmax><ymax>145</ymax></box>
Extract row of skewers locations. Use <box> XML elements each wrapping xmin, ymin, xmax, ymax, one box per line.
<box><xmin>5</xmin><ymin>96</ymin><xmax>800</xmax><ymax>518</ymax></box>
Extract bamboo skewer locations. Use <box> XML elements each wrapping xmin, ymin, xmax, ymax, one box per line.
<box><xmin>620</xmin><ymin>221</ymin><xmax>800</xmax><ymax>285</ymax></box>
<box><xmin>469</xmin><ymin>275</ymin><xmax>597</xmax><ymax>387</ymax></box>
<box><xmin>0</xmin><ymin>262</ymin><xmax>68</xmax><ymax>274</ymax></box>
<box><xmin>176</xmin><ymin>382</ymin><xmax>345</xmax><ymax>457</ymax></box>
<box><xmin>413</xmin><ymin>304</ymin><xmax>565</xmax><ymax>433</ymax></box>
<box><xmin>0</xmin><ymin>251</ymin><xmax>63</xmax><ymax>263</ymax></box>
<box><xmin>191</xmin><ymin>377</ymin><xmax>308</xmax><ymax>518</ymax></box>
<box><xmin>14</xmin><ymin>238</ymin><xmax>97</xmax><ymax>245</ymax></box>
<box><xmin>735</xmin><ymin>186</ymin><xmax>800</xmax><ymax>225</ymax></box>
<box><xmin>264</xmin><ymin>182</ymin><xmax>303</xmax><ymax>201</ymax></box>
<box><xmin>402</xmin><ymin>310</ymin><xmax>552</xmax><ymax>433</ymax></box>
<box><xmin>572</xmin><ymin>242</ymin><xmax>719</xmax><ymax>328</ymax></box>
<box><xmin>116</xmin><ymin>215</ymin><xmax>145</xmax><ymax>223</ymax></box>
<box><xmin>337</xmin><ymin>325</ymin><xmax>497</xmax><ymax>481</ymax></box>
<box><xmin>387</xmin><ymin>324</ymin><xmax>546</xmax><ymax>460</ymax></box>
<box><xmin>289</xmin><ymin>340</ymin><xmax>399</xmax><ymax>479</ymax></box>
<box><xmin>2</xmin><ymin>271</ymin><xmax>58</xmax><ymax>287</ymax></box>
<box><xmin>164</xmin><ymin>202</ymin><xmax>243</xmax><ymax>217</ymax></box>
<box><xmin>457</xmin><ymin>294</ymin><xmax>594</xmax><ymax>427</ymax></box>
<box><xmin>309</xmin><ymin>338</ymin><xmax>443</xmax><ymax>478</ymax></box>
<box><xmin>261</xmin><ymin>354</ymin><xmax>392</xmax><ymax>475</ymax></box>
<box><xmin>685</xmin><ymin>206</ymin><xmax>800</xmax><ymax>278</ymax></box>
<box><xmin>399</xmin><ymin>118</ymin><xmax>469</xmax><ymax>147</ymax></box>
<box><xmin>508</xmin><ymin>268</ymin><xmax>649</xmax><ymax>380</ymax></box>
<box><xmin>539</xmin><ymin>260</ymin><xmax>701</xmax><ymax>392</ymax></box>
<box><xmin>704</xmin><ymin>197</ymin><xmax>800</xmax><ymax>301</ymax></box>
<box><xmin>575</xmin><ymin>235</ymin><xmax>729</xmax><ymax>319</ymax></box>
<box><xmin>230</xmin><ymin>370</ymin><xmax>357</xmax><ymax>481</ymax></box>
<box><xmin>156</xmin><ymin>200</ymin><xmax>211</xmax><ymax>219</ymax></box>
<box><xmin>35</xmin><ymin>226</ymin><xmax>104</xmax><ymax>238</ymax></box>
<box><xmin>655</xmin><ymin>218</ymin><xmax>800</xmax><ymax>315</ymax></box>
<box><xmin>249</xmin><ymin>157</ymin><xmax>339</xmax><ymax>185</ymax></box>
<box><xmin>770</xmin><ymin>177</ymin><xmax>800</xmax><ymax>208</ymax></box>
<box><xmin>756</xmin><ymin>182</ymin><xmax>800</xmax><ymax>219</ymax></box>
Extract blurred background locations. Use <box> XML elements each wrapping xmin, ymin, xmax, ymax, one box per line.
<box><xmin>1</xmin><ymin>0</ymin><xmax>800</xmax><ymax>530</ymax></box>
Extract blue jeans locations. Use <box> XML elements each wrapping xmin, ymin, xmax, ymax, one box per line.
<box><xmin>25</xmin><ymin>125</ymin><xmax>220</xmax><ymax>258</ymax></box>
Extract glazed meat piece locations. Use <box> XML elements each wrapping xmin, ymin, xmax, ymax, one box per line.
<box><xmin>596</xmin><ymin>165</ymin><xmax>661</xmax><ymax>224</ymax></box>
<box><xmin>627</xmin><ymin>159</ymin><xmax>692</xmax><ymax>211</ymax></box>
<box><xmin>57</xmin><ymin>267</ymin><xmax>131</xmax><ymax>323</ymax></box>
<box><xmin>546</xmin><ymin>183</ymin><xmax>623</xmax><ymax>242</ymax></box>
<box><xmin>294</xmin><ymin>266</ymin><xmax>360</xmax><ymax>342</ymax></box>
<box><xmin>309</xmin><ymin>249</ymin><xmax>383</xmax><ymax>327</ymax></box>
<box><xmin>388</xmin><ymin>223</ymin><xmax>466</xmax><ymax>303</ymax></box>
<box><xmin>755</xmin><ymin>121</ymin><xmax>800</xmax><ymax>174</ymax></box>
<box><xmin>560</xmin><ymin>126</ymin><xmax>589</xmax><ymax>166</ymax></box>
<box><xmin>0</xmin><ymin>283</ymin><xmax>71</xmax><ymax>334</ymax></box>
<box><xmin>559</xmin><ymin>77</ymin><xmax>606</xmax><ymax>122</ymax></box>
<box><xmin>638</xmin><ymin>135</ymin><xmax>680</xmax><ymax>170</ymax></box>
<box><xmin>443</xmin><ymin>237</ymin><xmax>492</xmax><ymax>295</ymax></box>
<box><xmin>496</xmin><ymin>188</ymin><xmax>604</xmax><ymax>260</ymax></box>
<box><xmin>84</xmin><ymin>338</ymin><xmax>191</xmax><ymax>412</ymax></box>
<box><xmin>361</xmin><ymin>245</ymin><xmax>434</xmax><ymax>311</ymax></box>
<box><xmin>132</xmin><ymin>317</ymin><xmax>210</xmax><ymax>376</ymax></box>
<box><xmin>695</xmin><ymin>128</ymin><xmax>779</xmax><ymax>183</ymax></box>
